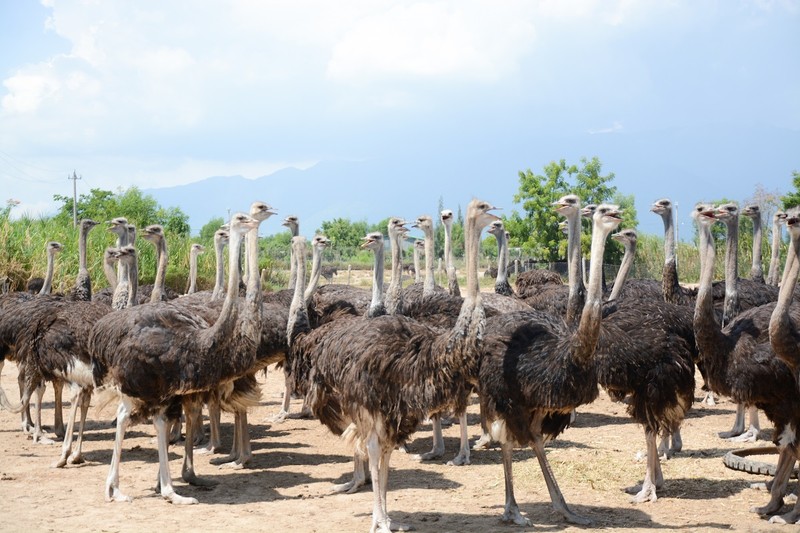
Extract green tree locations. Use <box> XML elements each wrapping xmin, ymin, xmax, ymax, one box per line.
<box><xmin>781</xmin><ymin>170</ymin><xmax>800</xmax><ymax>209</ymax></box>
<box><xmin>509</xmin><ymin>156</ymin><xmax>619</xmax><ymax>262</ymax></box>
<box><xmin>199</xmin><ymin>217</ymin><xmax>226</xmax><ymax>242</ymax></box>
<box><xmin>319</xmin><ymin>218</ymin><xmax>370</xmax><ymax>250</ymax></box>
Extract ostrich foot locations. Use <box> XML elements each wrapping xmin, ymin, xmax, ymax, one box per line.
<box><xmin>563</xmin><ymin>510</ymin><xmax>591</xmax><ymax>525</ymax></box>
<box><xmin>194</xmin><ymin>442</ymin><xmax>222</xmax><ymax>455</ymax></box>
<box><xmin>769</xmin><ymin>510</ymin><xmax>800</xmax><ymax>525</ymax></box>
<box><xmin>52</xmin><ymin>456</ymin><xmax>68</xmax><ymax>468</ymax></box>
<box><xmin>472</xmin><ymin>433</ymin><xmax>493</xmax><ymax>450</ymax></box>
<box><xmin>209</xmin><ymin>453</ymin><xmax>239</xmax><ymax>466</ymax></box>
<box><xmin>446</xmin><ymin>451</ymin><xmax>470</xmax><ymax>466</ymax></box>
<box><xmin>395</xmin><ymin>443</ymin><xmax>409</xmax><ymax>453</ymax></box>
<box><xmin>703</xmin><ymin>392</ymin><xmax>717</xmax><ymax>406</ymax></box>
<box><xmin>386</xmin><ymin>518</ymin><xmax>413</xmax><ymax>531</ymax></box>
<box><xmin>331</xmin><ymin>478</ymin><xmax>367</xmax><ymax>494</ymax></box>
<box><xmin>105</xmin><ymin>485</ymin><xmax>132</xmax><ymax>503</ymax></box>
<box><xmin>183</xmin><ymin>473</ymin><xmax>218</xmax><ymax>487</ymax></box>
<box><xmin>751</xmin><ymin>498</ymin><xmax>784</xmax><ymax>516</ymax></box>
<box><xmin>32</xmin><ymin>434</ymin><xmax>55</xmax><ymax>445</ymax></box>
<box><xmin>67</xmin><ymin>452</ymin><xmax>85</xmax><ymax>465</ymax></box>
<box><xmin>216</xmin><ymin>459</ymin><xmax>246</xmax><ymax>470</ymax></box>
<box><xmin>267</xmin><ymin>410</ymin><xmax>288</xmax><ymax>424</ymax></box>
<box><xmin>626</xmin><ymin>483</ymin><xmax>658</xmax><ymax>503</ymax></box>
<box><xmin>162</xmin><ymin>491</ymin><xmax>198</xmax><ymax>505</ymax></box>
<box><xmin>413</xmin><ymin>447</ymin><xmax>444</xmax><ymax>462</ymax></box>
<box><xmin>728</xmin><ymin>427</ymin><xmax>759</xmax><ymax>443</ymax></box>
<box><xmin>502</xmin><ymin>506</ymin><xmax>531</xmax><ymax>526</ymax></box>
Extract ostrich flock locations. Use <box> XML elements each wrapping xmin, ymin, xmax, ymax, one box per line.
<box><xmin>2</xmin><ymin>195</ymin><xmax>800</xmax><ymax>532</ymax></box>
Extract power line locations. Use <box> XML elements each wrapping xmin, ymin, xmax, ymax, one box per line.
<box><xmin>0</xmin><ymin>151</ymin><xmax>64</xmax><ymax>184</ymax></box>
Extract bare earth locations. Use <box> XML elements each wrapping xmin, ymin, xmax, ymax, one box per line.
<box><xmin>1</xmin><ymin>358</ymin><xmax>797</xmax><ymax>533</ymax></box>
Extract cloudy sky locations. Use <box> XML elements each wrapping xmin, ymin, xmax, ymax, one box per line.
<box><xmin>1</xmin><ymin>1</ymin><xmax>798</xmax><ymax>236</ymax></box>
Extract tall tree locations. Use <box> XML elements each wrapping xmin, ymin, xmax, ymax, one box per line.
<box><xmin>781</xmin><ymin>170</ymin><xmax>800</xmax><ymax>209</ymax></box>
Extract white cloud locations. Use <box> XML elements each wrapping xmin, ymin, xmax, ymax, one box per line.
<box><xmin>588</xmin><ymin>121</ymin><xmax>624</xmax><ymax>135</ymax></box>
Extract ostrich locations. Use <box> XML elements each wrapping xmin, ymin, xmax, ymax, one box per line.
<box><xmin>766</xmin><ymin>210</ymin><xmax>788</xmax><ymax>286</ymax></box>
<box><xmin>595</xmin><ymin>227</ymin><xmax>696</xmax><ymax>503</ymax></box>
<box><xmin>477</xmin><ymin>202</ymin><xmax>621</xmax><ymax>526</ymax></box>
<box><xmin>89</xmin><ymin>211</ymin><xmax>263</xmax><ymax>504</ymax></box>
<box><xmin>186</xmin><ymin>243</ymin><xmax>205</xmax><ymax>294</ymax></box>
<box><xmin>68</xmin><ymin>219</ymin><xmax>101</xmax><ymax>302</ymax></box>
<box><xmin>441</xmin><ymin>209</ymin><xmax>461</xmax><ymax>297</ymax></box>
<box><xmin>743</xmin><ymin>204</ymin><xmax>765</xmax><ymax>284</ymax></box>
<box><xmin>692</xmin><ymin>203</ymin><xmax>800</xmax><ymax>521</ymax></box>
<box><xmin>650</xmin><ymin>198</ymin><xmax>698</xmax><ymax>306</ymax></box>
<box><xmin>141</xmin><ymin>225</ymin><xmax>170</xmax><ymax>303</ymax></box>
<box><xmin>299</xmin><ymin>198</ymin><xmax>499</xmax><ymax>532</ymax></box>
<box><xmin>283</xmin><ymin>215</ymin><xmax>300</xmax><ymax>291</ymax></box>
<box><xmin>0</xmin><ymin>239</ymin><xmax>66</xmax><ymax>438</ymax></box>
<box><xmin>385</xmin><ymin>218</ymin><xmax>409</xmax><ymax>316</ymax></box>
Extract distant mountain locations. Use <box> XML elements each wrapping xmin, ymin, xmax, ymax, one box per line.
<box><xmin>145</xmin><ymin>125</ymin><xmax>799</xmax><ymax>239</ymax></box>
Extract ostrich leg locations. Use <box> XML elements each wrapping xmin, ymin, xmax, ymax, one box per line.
<box><xmin>154</xmin><ymin>412</ymin><xmax>198</xmax><ymax>504</ymax></box>
<box><xmin>531</xmin><ymin>431</ymin><xmax>591</xmax><ymax>525</ymax></box>
<box><xmin>627</xmin><ymin>430</ymin><xmax>664</xmax><ymax>503</ymax></box>
<box><xmin>500</xmin><ymin>442</ymin><xmax>530</xmax><ymax>526</ymax></box>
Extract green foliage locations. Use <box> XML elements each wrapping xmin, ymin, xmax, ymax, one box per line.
<box><xmin>318</xmin><ymin>218</ymin><xmax>370</xmax><ymax>249</ymax></box>
<box><xmin>781</xmin><ymin>170</ymin><xmax>800</xmax><ymax>210</ymax></box>
<box><xmin>509</xmin><ymin>156</ymin><xmax>623</xmax><ymax>262</ymax></box>
<box><xmin>53</xmin><ymin>187</ymin><xmax>190</xmax><ymax>236</ymax></box>
<box><xmin>199</xmin><ymin>217</ymin><xmax>226</xmax><ymax>242</ymax></box>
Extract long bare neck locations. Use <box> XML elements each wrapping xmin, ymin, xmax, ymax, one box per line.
<box><xmin>39</xmin><ymin>250</ymin><xmax>57</xmax><ymax>295</ymax></box>
<box><xmin>287</xmin><ymin>239</ymin><xmax>310</xmax><ymax>345</ymax></box>
<box><xmin>212</xmin><ymin>238</ymin><xmax>227</xmax><ymax>300</ymax></box>
<box><xmin>126</xmin><ymin>256</ymin><xmax>139</xmax><ymax>308</ymax></box>
<box><xmin>115</xmin><ymin>229</ymin><xmax>129</xmax><ymax>283</ymax></box>
<box><xmin>661</xmin><ymin>209</ymin><xmax>681</xmax><ymax>303</ymax></box>
<box><xmin>722</xmin><ymin>218</ymin><xmax>740</xmax><ymax>326</ymax></box>
<box><xmin>149</xmin><ymin>237</ymin><xmax>168</xmax><ymax>303</ymax></box>
<box><xmin>770</xmin><ymin>229</ymin><xmax>800</xmax><ymax>371</ymax></box>
<box><xmin>304</xmin><ymin>244</ymin><xmax>323</xmax><ymax>305</ymax></box>
<box><xmin>574</xmin><ymin>219</ymin><xmax>611</xmax><ymax>363</ymax></box>
<box><xmin>287</xmin><ymin>224</ymin><xmax>299</xmax><ymax>291</ymax></box>
<box><xmin>694</xmin><ymin>221</ymin><xmax>728</xmax><ymax>358</ymax></box>
<box><xmin>444</xmin><ymin>220</ymin><xmax>460</xmax><ymax>297</ymax></box>
<box><xmin>386</xmin><ymin>231</ymin><xmax>405</xmax><ymax>315</ymax></box>
<box><xmin>449</xmin><ymin>206</ymin><xmax>484</xmax><ymax>352</ymax></box>
<box><xmin>241</xmin><ymin>224</ymin><xmax>263</xmax><ymax>343</ymax></box>
<box><xmin>566</xmin><ymin>209</ymin><xmax>584</xmax><ymax>324</ymax></box>
<box><xmin>494</xmin><ymin>231</ymin><xmax>513</xmax><ymax>296</ymax></box>
<box><xmin>413</xmin><ymin>246</ymin><xmax>422</xmax><ymax>283</ymax></box>
<box><xmin>368</xmin><ymin>242</ymin><xmax>386</xmax><ymax>318</ymax></box>
<box><xmin>78</xmin><ymin>225</ymin><xmax>89</xmax><ymax>274</ymax></box>
<box><xmin>104</xmin><ymin>256</ymin><xmax>118</xmax><ymax>291</ymax></box>
<box><xmin>767</xmin><ymin>219</ymin><xmax>783</xmax><ymax>286</ymax></box>
<box><xmin>608</xmin><ymin>240</ymin><xmax>635</xmax><ymax>302</ymax></box>
<box><xmin>204</xmin><ymin>228</ymin><xmax>245</xmax><ymax>345</ymax></box>
<box><xmin>188</xmin><ymin>250</ymin><xmax>199</xmax><ymax>294</ymax></box>
<box><xmin>750</xmin><ymin>215</ymin><xmax>764</xmax><ymax>283</ymax></box>
<box><xmin>423</xmin><ymin>225</ymin><xmax>435</xmax><ymax>296</ymax></box>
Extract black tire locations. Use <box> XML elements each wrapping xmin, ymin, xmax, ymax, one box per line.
<box><xmin>723</xmin><ymin>446</ymin><xmax>799</xmax><ymax>478</ymax></box>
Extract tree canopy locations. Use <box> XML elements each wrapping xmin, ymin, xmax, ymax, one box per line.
<box><xmin>781</xmin><ymin>170</ymin><xmax>800</xmax><ymax>210</ymax></box>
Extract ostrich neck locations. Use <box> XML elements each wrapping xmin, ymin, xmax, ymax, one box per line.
<box><xmin>413</xmin><ymin>246</ymin><xmax>421</xmax><ymax>284</ymax></box>
<box><xmin>423</xmin><ymin>225</ymin><xmax>435</xmax><ymax>296</ymax></box>
<box><xmin>149</xmin><ymin>238</ymin><xmax>168</xmax><ymax>303</ymax></box>
<box><xmin>444</xmin><ymin>221</ymin><xmax>460</xmax><ymax>297</ymax></box>
<box><xmin>103</xmin><ymin>257</ymin><xmax>118</xmax><ymax>291</ymax></box>
<box><xmin>448</xmin><ymin>207</ymin><xmax>484</xmax><ymax>354</ymax></box>
<box><xmin>661</xmin><ymin>210</ymin><xmax>681</xmax><ymax>302</ymax></box>
<box><xmin>202</xmin><ymin>228</ymin><xmax>245</xmax><ymax>348</ymax></box>
<box><xmin>78</xmin><ymin>225</ymin><xmax>89</xmax><ymax>274</ymax></box>
<box><xmin>368</xmin><ymin>243</ymin><xmax>386</xmax><ymax>318</ymax></box>
<box><xmin>287</xmin><ymin>240</ymin><xmax>310</xmax><ymax>346</ymax></box>
<box><xmin>126</xmin><ymin>257</ymin><xmax>139</xmax><ymax>308</ymax></box>
<box><xmin>39</xmin><ymin>251</ymin><xmax>56</xmax><ymax>295</ymax></box>
<box><xmin>212</xmin><ymin>238</ymin><xmax>226</xmax><ymax>300</ymax></box>
<box><xmin>608</xmin><ymin>241</ymin><xmax>635</xmax><ymax>302</ymax></box>
<box><xmin>241</xmin><ymin>225</ymin><xmax>263</xmax><ymax>344</ymax></box>
<box><xmin>386</xmin><ymin>230</ymin><xmax>405</xmax><ymax>315</ymax></box>
<box><xmin>565</xmin><ymin>210</ymin><xmax>584</xmax><ymax>324</ymax></box>
<box><xmin>722</xmin><ymin>219</ymin><xmax>740</xmax><ymax>325</ymax></box>
<box><xmin>750</xmin><ymin>216</ymin><xmax>764</xmax><ymax>282</ymax></box>
<box><xmin>188</xmin><ymin>251</ymin><xmax>199</xmax><ymax>294</ymax></box>
<box><xmin>287</xmin><ymin>224</ymin><xmax>299</xmax><ymax>291</ymax></box>
<box><xmin>694</xmin><ymin>222</ymin><xmax>730</xmax><ymax>373</ymax></box>
<box><xmin>770</xmin><ymin>232</ymin><xmax>800</xmax><ymax>372</ymax></box>
<box><xmin>303</xmin><ymin>244</ymin><xmax>323</xmax><ymax>306</ymax></box>
<box><xmin>495</xmin><ymin>231</ymin><xmax>509</xmax><ymax>287</ymax></box>
<box><xmin>573</xmin><ymin>220</ymin><xmax>611</xmax><ymax>363</ymax></box>
<box><xmin>767</xmin><ymin>220</ymin><xmax>783</xmax><ymax>286</ymax></box>
<box><xmin>115</xmin><ymin>230</ymin><xmax>129</xmax><ymax>285</ymax></box>
<box><xmin>74</xmin><ymin>223</ymin><xmax>92</xmax><ymax>299</ymax></box>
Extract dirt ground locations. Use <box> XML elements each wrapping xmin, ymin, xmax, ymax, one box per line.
<box><xmin>0</xmin><ymin>357</ymin><xmax>797</xmax><ymax>533</ymax></box>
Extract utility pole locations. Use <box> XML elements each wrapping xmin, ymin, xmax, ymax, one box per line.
<box><xmin>68</xmin><ymin>171</ymin><xmax>81</xmax><ymax>227</ymax></box>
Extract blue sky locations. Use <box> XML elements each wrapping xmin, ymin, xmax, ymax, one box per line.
<box><xmin>0</xmin><ymin>1</ymin><xmax>798</xmax><ymax>238</ymax></box>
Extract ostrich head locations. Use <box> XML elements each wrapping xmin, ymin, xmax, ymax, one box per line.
<box><xmin>775</xmin><ymin>210</ymin><xmax>788</xmax><ymax>225</ymax></box>
<box><xmin>553</xmin><ymin>194</ymin><xmax>580</xmax><ymax>218</ymax></box>
<box><xmin>412</xmin><ymin>215</ymin><xmax>434</xmax><ymax>234</ymax></box>
<box><xmin>107</xmin><ymin>217</ymin><xmax>129</xmax><ymax>240</ymax></box>
<box><xmin>311</xmin><ymin>235</ymin><xmax>330</xmax><ymax>250</ymax></box>
<box><xmin>612</xmin><ymin>228</ymin><xmax>637</xmax><ymax>246</ymax></box>
<box><xmin>441</xmin><ymin>209</ymin><xmax>454</xmax><ymax>224</ymax></box>
<box><xmin>214</xmin><ymin>229</ymin><xmax>229</xmax><ymax>246</ymax></box>
<box><xmin>282</xmin><ymin>215</ymin><xmax>299</xmax><ymax>233</ymax></box>
<box><xmin>651</xmin><ymin>198</ymin><xmax>673</xmax><ymax>217</ymax></box>
<box><xmin>742</xmin><ymin>204</ymin><xmax>761</xmax><ymax>220</ymax></box>
<box><xmin>46</xmin><ymin>241</ymin><xmax>64</xmax><ymax>255</ymax></box>
<box><xmin>593</xmin><ymin>204</ymin><xmax>623</xmax><ymax>233</ymax></box>
<box><xmin>488</xmin><ymin>220</ymin><xmax>505</xmax><ymax>239</ymax></box>
<box><xmin>692</xmin><ymin>203</ymin><xmax>718</xmax><ymax>227</ymax></box>
<box><xmin>361</xmin><ymin>232</ymin><xmax>384</xmax><ymax>252</ymax></box>
<box><xmin>80</xmin><ymin>219</ymin><xmax>100</xmax><ymax>233</ymax></box>
<box><xmin>414</xmin><ymin>239</ymin><xmax>425</xmax><ymax>251</ymax></box>
<box><xmin>716</xmin><ymin>202</ymin><xmax>739</xmax><ymax>222</ymax></box>
<box><xmin>141</xmin><ymin>225</ymin><xmax>164</xmax><ymax>244</ymax></box>
<box><xmin>581</xmin><ymin>203</ymin><xmax>597</xmax><ymax>219</ymax></box>
<box><xmin>249</xmin><ymin>201</ymin><xmax>276</xmax><ymax>222</ymax></box>
<box><xmin>191</xmin><ymin>243</ymin><xmax>206</xmax><ymax>255</ymax></box>
<box><xmin>471</xmin><ymin>199</ymin><xmax>501</xmax><ymax>229</ymax></box>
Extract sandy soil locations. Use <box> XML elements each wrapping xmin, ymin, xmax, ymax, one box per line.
<box><xmin>0</xmin><ymin>357</ymin><xmax>797</xmax><ymax>533</ymax></box>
